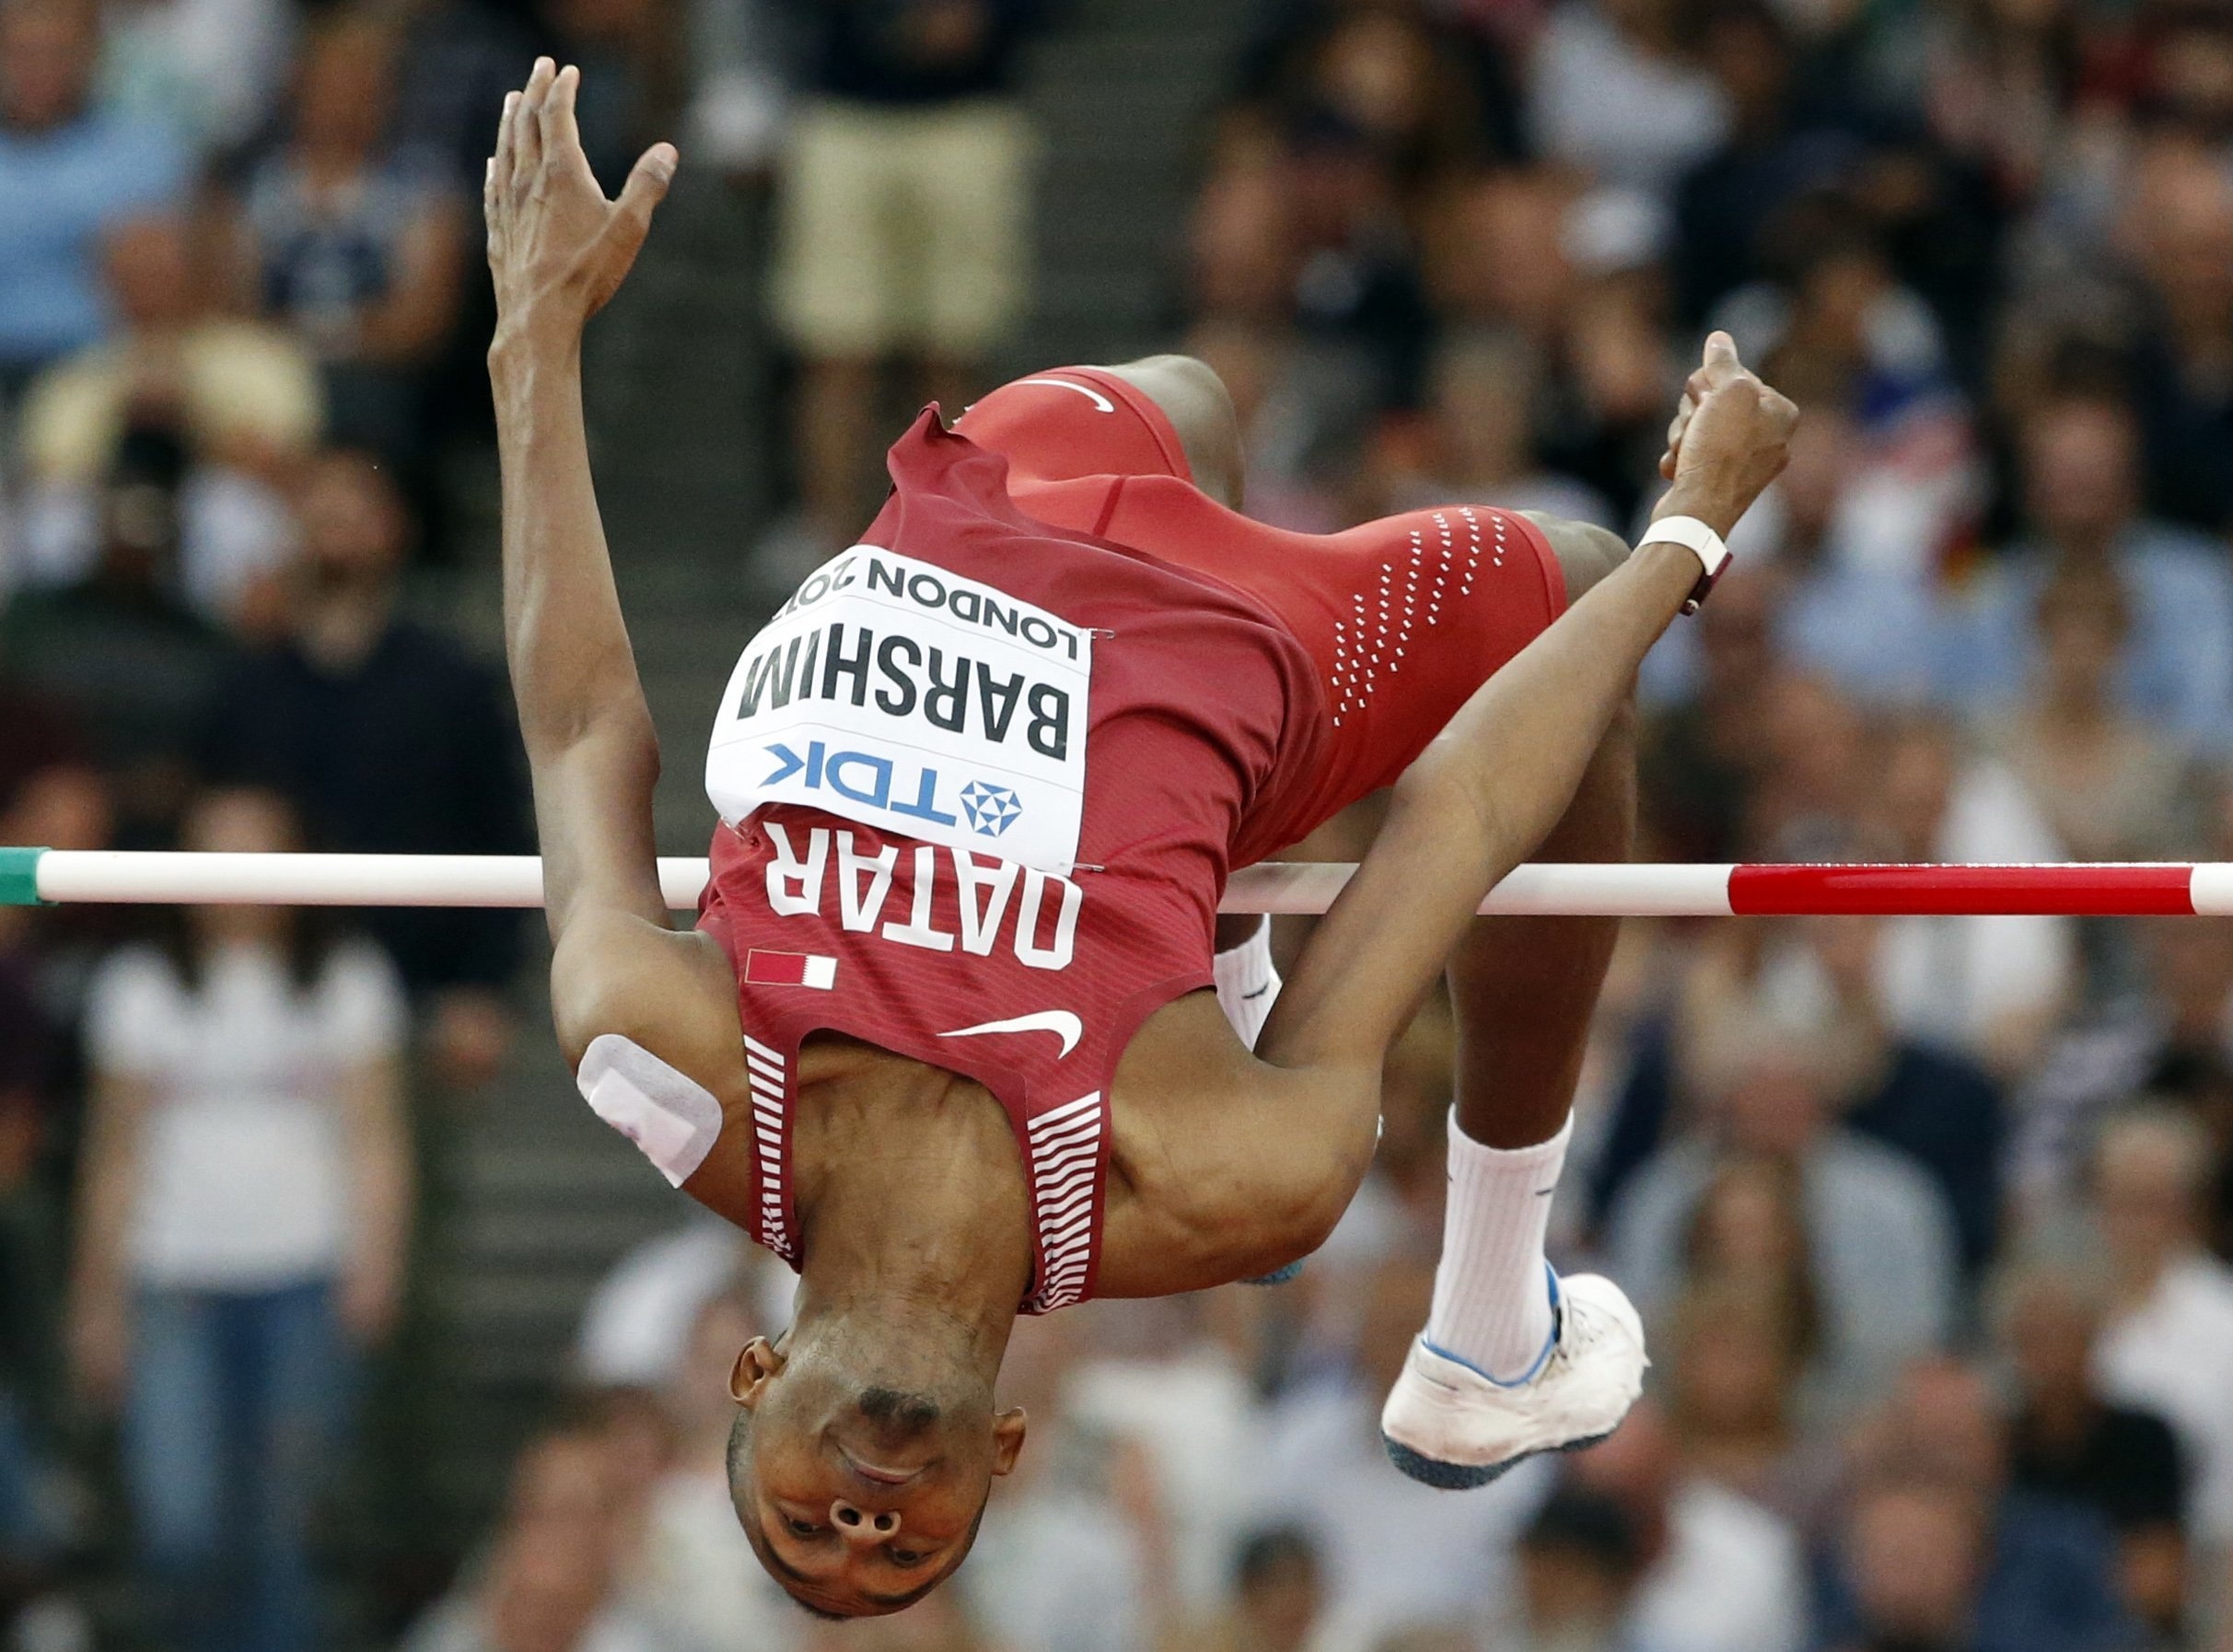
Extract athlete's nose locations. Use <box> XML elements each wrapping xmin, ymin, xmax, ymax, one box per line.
<box><xmin>832</xmin><ymin>1498</ymin><xmax>900</xmax><ymax>1541</ymax></box>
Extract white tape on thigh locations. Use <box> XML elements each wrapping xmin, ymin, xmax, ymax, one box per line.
<box><xmin>577</xmin><ymin>1034</ymin><xmax>726</xmax><ymax>1189</ymax></box>
<box><xmin>1213</xmin><ymin>917</ymin><xmax>1281</xmax><ymax>1051</ymax></box>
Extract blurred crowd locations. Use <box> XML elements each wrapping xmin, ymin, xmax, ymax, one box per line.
<box><xmin>2</xmin><ymin>0</ymin><xmax>2233</xmax><ymax>1641</ymax></box>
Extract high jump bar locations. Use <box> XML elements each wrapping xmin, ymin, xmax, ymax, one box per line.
<box><xmin>4</xmin><ymin>848</ymin><xmax>2231</xmax><ymax>917</ymax></box>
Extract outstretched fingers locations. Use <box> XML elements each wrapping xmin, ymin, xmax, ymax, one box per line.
<box><xmin>516</xmin><ymin>57</ymin><xmax>554</xmax><ymax>181</ymax></box>
<box><xmin>537</xmin><ymin>63</ymin><xmax>585</xmax><ymax>180</ymax></box>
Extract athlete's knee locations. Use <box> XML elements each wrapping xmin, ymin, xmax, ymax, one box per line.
<box><xmin>1104</xmin><ymin>354</ymin><xmax>1244</xmax><ymax>509</ymax></box>
<box><xmin>1524</xmin><ymin>512</ymin><xmax>1631</xmax><ymax>603</ymax></box>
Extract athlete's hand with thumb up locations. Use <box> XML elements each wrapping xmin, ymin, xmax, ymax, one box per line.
<box><xmin>1655</xmin><ymin>332</ymin><xmax>1797</xmax><ymax>538</ymax></box>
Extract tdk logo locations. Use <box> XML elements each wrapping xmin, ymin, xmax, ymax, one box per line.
<box><xmin>959</xmin><ymin>781</ymin><xmax>1022</xmax><ymax>837</ymax></box>
<box><xmin>763</xmin><ymin>741</ymin><xmax>1021</xmax><ymax>835</ymax></box>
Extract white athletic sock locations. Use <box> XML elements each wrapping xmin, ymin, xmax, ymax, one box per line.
<box><xmin>1424</xmin><ymin>1110</ymin><xmax>1571</xmax><ymax>1383</ymax></box>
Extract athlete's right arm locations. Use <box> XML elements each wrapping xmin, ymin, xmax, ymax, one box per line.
<box><xmin>485</xmin><ymin>62</ymin><xmax>743</xmax><ymax>1075</ymax></box>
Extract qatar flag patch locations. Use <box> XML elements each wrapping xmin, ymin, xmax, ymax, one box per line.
<box><xmin>744</xmin><ymin>949</ymin><xmax>837</xmax><ymax>990</ymax></box>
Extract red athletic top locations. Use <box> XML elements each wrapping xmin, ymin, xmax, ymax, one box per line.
<box><xmin>696</xmin><ymin>412</ymin><xmax>1330</xmax><ymax>1309</ymax></box>
<box><xmin>695</xmin><ymin>370</ymin><xmax>1567</xmax><ymax>1311</ymax></box>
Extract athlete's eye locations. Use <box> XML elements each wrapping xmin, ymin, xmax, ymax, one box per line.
<box><xmin>784</xmin><ymin>1517</ymin><xmax>821</xmax><ymax>1538</ymax></box>
<box><xmin>888</xmin><ymin>1548</ymin><xmax>927</xmax><ymax>1568</ymax></box>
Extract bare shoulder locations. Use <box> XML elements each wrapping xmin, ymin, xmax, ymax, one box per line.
<box><xmin>1097</xmin><ymin>992</ymin><xmax>1376</xmax><ymax>1296</ymax></box>
<box><xmin>549</xmin><ymin>909</ymin><xmax>745</xmax><ymax>1089</ymax></box>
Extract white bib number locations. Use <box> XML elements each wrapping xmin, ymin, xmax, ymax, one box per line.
<box><xmin>706</xmin><ymin>547</ymin><xmax>1094</xmax><ymax>876</ymax></box>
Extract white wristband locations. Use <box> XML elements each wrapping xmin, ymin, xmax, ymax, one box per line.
<box><xmin>1638</xmin><ymin>514</ymin><xmax>1730</xmax><ymax>613</ymax></box>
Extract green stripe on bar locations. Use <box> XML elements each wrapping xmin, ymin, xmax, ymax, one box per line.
<box><xmin>0</xmin><ymin>848</ymin><xmax>49</xmax><ymax>906</ymax></box>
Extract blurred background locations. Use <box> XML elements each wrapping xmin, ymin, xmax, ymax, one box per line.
<box><xmin>1</xmin><ymin>0</ymin><xmax>2232</xmax><ymax>1643</ymax></box>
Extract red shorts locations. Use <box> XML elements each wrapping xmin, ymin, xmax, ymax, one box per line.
<box><xmin>956</xmin><ymin>366</ymin><xmax>1570</xmax><ymax>837</ymax></box>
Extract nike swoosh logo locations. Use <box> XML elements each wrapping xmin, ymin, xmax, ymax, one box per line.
<box><xmin>938</xmin><ymin>1011</ymin><xmax>1085</xmax><ymax>1059</ymax></box>
<box><xmin>1016</xmin><ymin>377</ymin><xmax>1116</xmax><ymax>413</ymax></box>
<box><xmin>1240</xmin><ymin>984</ymin><xmax>1272</xmax><ymax>1001</ymax></box>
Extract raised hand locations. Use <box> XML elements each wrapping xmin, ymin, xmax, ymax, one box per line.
<box><xmin>484</xmin><ymin>58</ymin><xmax>677</xmax><ymax>348</ymax></box>
<box><xmin>1656</xmin><ymin>332</ymin><xmax>1797</xmax><ymax>533</ymax></box>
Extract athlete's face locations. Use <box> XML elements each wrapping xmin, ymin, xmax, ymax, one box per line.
<box><xmin>727</xmin><ymin>1333</ymin><xmax>1025</xmax><ymax>1617</ymax></box>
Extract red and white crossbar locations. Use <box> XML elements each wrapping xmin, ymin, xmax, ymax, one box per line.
<box><xmin>5</xmin><ymin>849</ymin><xmax>2230</xmax><ymax>916</ymax></box>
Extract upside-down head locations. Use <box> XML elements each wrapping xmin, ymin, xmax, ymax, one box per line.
<box><xmin>727</xmin><ymin>1313</ymin><xmax>1026</xmax><ymax>1618</ymax></box>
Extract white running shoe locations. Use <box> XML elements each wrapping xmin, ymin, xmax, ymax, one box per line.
<box><xmin>1381</xmin><ymin>1271</ymin><xmax>1648</xmax><ymax>1489</ymax></box>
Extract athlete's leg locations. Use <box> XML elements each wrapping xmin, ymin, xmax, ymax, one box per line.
<box><xmin>1450</xmin><ymin>517</ymin><xmax>1634</xmax><ymax>1150</ymax></box>
<box><xmin>1419</xmin><ymin>515</ymin><xmax>1634</xmax><ymax>1381</ymax></box>
<box><xmin>1097</xmin><ymin>355</ymin><xmax>1246</xmax><ymax>510</ymax></box>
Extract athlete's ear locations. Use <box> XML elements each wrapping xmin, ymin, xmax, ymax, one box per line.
<box><xmin>989</xmin><ymin>1406</ymin><xmax>1028</xmax><ymax>1476</ymax></box>
<box><xmin>730</xmin><ymin>1337</ymin><xmax>785</xmax><ymax>1407</ymax></box>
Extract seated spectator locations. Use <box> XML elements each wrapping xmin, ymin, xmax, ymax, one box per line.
<box><xmin>1662</xmin><ymin>1278</ymin><xmax>1831</xmax><ymax>1520</ymax></box>
<box><xmin>401</xmin><ymin>1423</ymin><xmax>669</xmax><ymax>1652</ymax></box>
<box><xmin>96</xmin><ymin>0</ymin><xmax>293</xmax><ymax>158</ymax></box>
<box><xmin>2014</xmin><ymin>920</ymin><xmax>2233</xmax><ymax>1216</ymax></box>
<box><xmin>573</xmin><ymin>1214</ymin><xmax>766</xmax><ymax>1393</ymax></box>
<box><xmin>224</xmin><ymin>10</ymin><xmax>465</xmax><ymax>461</ymax></box>
<box><xmin>1560</xmin><ymin>1397</ymin><xmax>1809</xmax><ymax>1652</ymax></box>
<box><xmin>2089</xmin><ymin>1107</ymin><xmax>2233</xmax><ymax>1562</ymax></box>
<box><xmin>204</xmin><ymin>450</ymin><xmax>530</xmax><ymax>1088</ymax></box>
<box><xmin>1768</xmin><ymin>913</ymin><xmax>2008</xmax><ymax>1270</ymax></box>
<box><xmin>20</xmin><ymin>214</ymin><xmax>320</xmax><ymax>487</ymax></box>
<box><xmin>0</xmin><ymin>429</ymin><xmax>236</xmax><ymax>843</ymax></box>
<box><xmin>1864</xmin><ymin>714</ymin><xmax>2075</xmax><ymax>1074</ymax></box>
<box><xmin>1504</xmin><ymin>1488</ymin><xmax>1647</xmax><ymax>1652</ymax></box>
<box><xmin>1983</xmin><ymin>564</ymin><xmax>2207</xmax><ymax>863</ymax></box>
<box><xmin>1526</xmin><ymin>0</ymin><xmax>1731</xmax><ymax>201</ymax></box>
<box><xmin>630</xmin><ymin>1290</ymin><xmax>799</xmax><ymax>1651</ymax></box>
<box><xmin>1828</xmin><ymin>1358</ymin><xmax>2135</xmax><ymax>1652</ymax></box>
<box><xmin>17</xmin><ymin>211</ymin><xmax>318</xmax><ymax>627</ymax></box>
<box><xmin>1605</xmin><ymin>1007</ymin><xmax>1959</xmax><ymax>1413</ymax></box>
<box><xmin>1249</xmin><ymin>1251</ymin><xmax>1548</xmax><ymax>1648</ymax></box>
<box><xmin>1167</xmin><ymin>1527</ymin><xmax>1325</xmax><ymax>1652</ymax></box>
<box><xmin>962</xmin><ymin>1310</ymin><xmax>1160</xmax><ymax>1652</ymax></box>
<box><xmin>1940</xmin><ymin>389</ymin><xmax>2233</xmax><ymax>757</ymax></box>
<box><xmin>0</xmin><ymin>0</ymin><xmax>186</xmax><ymax>393</ymax></box>
<box><xmin>2121</xmin><ymin>145</ymin><xmax>2233</xmax><ymax>536</ymax></box>
<box><xmin>1997</xmin><ymin>1255</ymin><xmax>2189</xmax><ymax>1644</ymax></box>
<box><xmin>69</xmin><ymin>785</ymin><xmax>411</xmax><ymax>1652</ymax></box>
<box><xmin>1373</xmin><ymin>326</ymin><xmax>1619</xmax><ymax>527</ymax></box>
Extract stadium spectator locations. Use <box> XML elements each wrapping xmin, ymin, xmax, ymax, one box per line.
<box><xmin>227</xmin><ymin>11</ymin><xmax>467</xmax><ymax>463</ymax></box>
<box><xmin>1828</xmin><ymin>1357</ymin><xmax>2135</xmax><ymax>1652</ymax></box>
<box><xmin>1983</xmin><ymin>564</ymin><xmax>2208</xmax><ymax>864</ymax></box>
<box><xmin>1659</xmin><ymin>1278</ymin><xmax>1830</xmax><ymax>1521</ymax></box>
<box><xmin>1606</xmin><ymin>1007</ymin><xmax>1960</xmax><ymax>1412</ymax></box>
<box><xmin>2088</xmin><ymin>1107</ymin><xmax>2233</xmax><ymax>1563</ymax></box>
<box><xmin>0</xmin><ymin>0</ymin><xmax>186</xmax><ymax>395</ymax></box>
<box><xmin>1505</xmin><ymin>1487</ymin><xmax>1647</xmax><ymax>1652</ymax></box>
<box><xmin>1941</xmin><ymin>389</ymin><xmax>2233</xmax><ymax>758</ymax></box>
<box><xmin>0</xmin><ymin>427</ymin><xmax>235</xmax><ymax>843</ymax></box>
<box><xmin>1997</xmin><ymin>1254</ymin><xmax>2191</xmax><ymax>1644</ymax></box>
<box><xmin>96</xmin><ymin>0</ymin><xmax>293</xmax><ymax>159</ymax></box>
<box><xmin>1166</xmin><ymin>1526</ymin><xmax>1326</xmax><ymax>1652</ymax></box>
<box><xmin>2121</xmin><ymin>144</ymin><xmax>2233</xmax><ymax>535</ymax></box>
<box><xmin>16</xmin><ymin>211</ymin><xmax>316</xmax><ymax>627</ymax></box>
<box><xmin>204</xmin><ymin>450</ymin><xmax>530</xmax><ymax>1088</ymax></box>
<box><xmin>768</xmin><ymin>0</ymin><xmax>1049</xmax><ymax>560</ymax></box>
<box><xmin>70</xmin><ymin>785</ymin><xmax>412</xmax><ymax>1652</ymax></box>
<box><xmin>400</xmin><ymin>1423</ymin><xmax>669</xmax><ymax>1652</ymax></box>
<box><xmin>629</xmin><ymin>1288</ymin><xmax>799</xmax><ymax>1651</ymax></box>
<box><xmin>1526</xmin><ymin>0</ymin><xmax>1730</xmax><ymax>199</ymax></box>
<box><xmin>1561</xmin><ymin>1396</ymin><xmax>1809</xmax><ymax>1652</ymax></box>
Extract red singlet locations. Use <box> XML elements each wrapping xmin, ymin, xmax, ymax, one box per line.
<box><xmin>696</xmin><ymin>370</ymin><xmax>1565</xmax><ymax>1310</ymax></box>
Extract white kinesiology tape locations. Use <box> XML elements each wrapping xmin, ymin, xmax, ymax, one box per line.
<box><xmin>577</xmin><ymin>1033</ymin><xmax>726</xmax><ymax>1188</ymax></box>
<box><xmin>1213</xmin><ymin>917</ymin><xmax>1282</xmax><ymax>1050</ymax></box>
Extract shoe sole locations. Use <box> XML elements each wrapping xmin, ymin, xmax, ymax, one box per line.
<box><xmin>1380</xmin><ymin>1426</ymin><xmax>1617</xmax><ymax>1490</ymax></box>
<box><xmin>1242</xmin><ymin>1262</ymin><xmax>1305</xmax><ymax>1286</ymax></box>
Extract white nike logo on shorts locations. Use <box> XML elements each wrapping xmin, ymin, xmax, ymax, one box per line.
<box><xmin>1016</xmin><ymin>377</ymin><xmax>1116</xmax><ymax>413</ymax></box>
<box><xmin>938</xmin><ymin>1011</ymin><xmax>1085</xmax><ymax>1059</ymax></box>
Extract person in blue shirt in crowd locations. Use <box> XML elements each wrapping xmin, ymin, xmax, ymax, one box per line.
<box><xmin>0</xmin><ymin>0</ymin><xmax>185</xmax><ymax>399</ymax></box>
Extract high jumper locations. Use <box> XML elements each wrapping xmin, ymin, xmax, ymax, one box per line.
<box><xmin>482</xmin><ymin>57</ymin><xmax>1796</xmax><ymax>1618</ymax></box>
